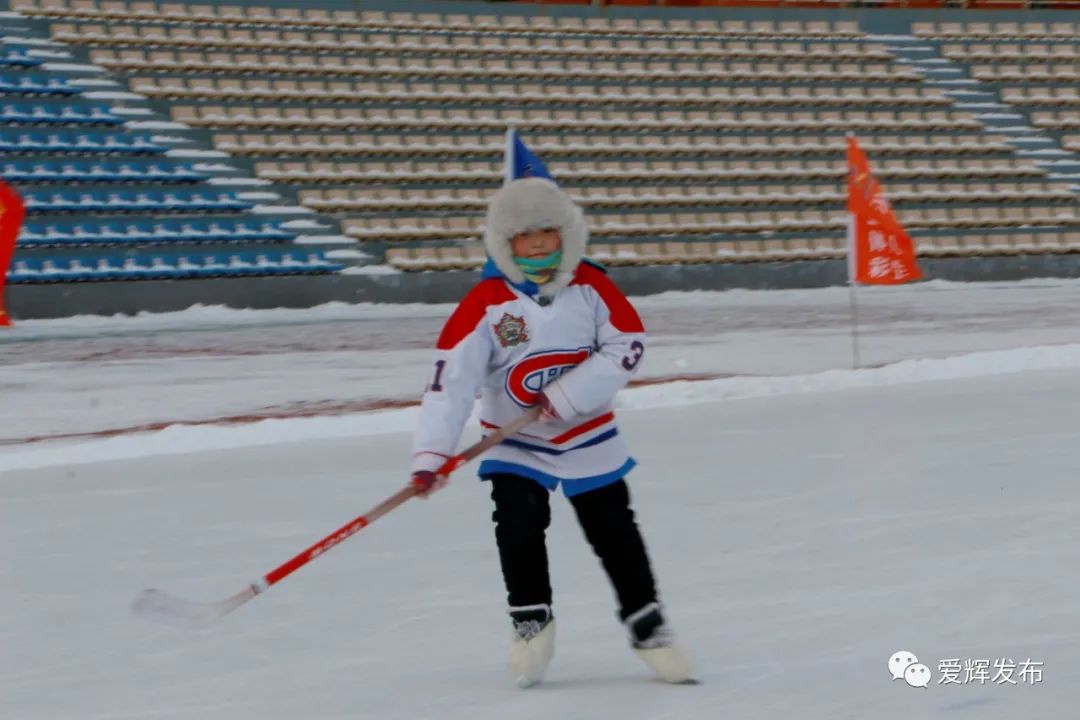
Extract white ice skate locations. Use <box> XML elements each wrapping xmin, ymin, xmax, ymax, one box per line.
<box><xmin>508</xmin><ymin>604</ymin><xmax>555</xmax><ymax>688</ymax></box>
<box><xmin>625</xmin><ymin>602</ymin><xmax>696</xmax><ymax>684</ymax></box>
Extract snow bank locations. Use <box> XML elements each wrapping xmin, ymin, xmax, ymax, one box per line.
<box><xmin>236</xmin><ymin>191</ymin><xmax>281</xmax><ymax>201</ymax></box>
<box><xmin>250</xmin><ymin>204</ymin><xmax>314</xmax><ymax>214</ymax></box>
<box><xmin>280</xmin><ymin>219</ymin><xmax>330</xmax><ymax>230</ymax></box>
<box><xmin>324</xmin><ymin>248</ymin><xmax>371</xmax><ymax>259</ymax></box>
<box><xmin>68</xmin><ymin>78</ymin><xmax>119</xmax><ymax>87</ymax></box>
<box><xmin>125</xmin><ymin>120</ymin><xmax>191</xmax><ymax>129</ymax></box>
<box><xmin>619</xmin><ymin>343</ymin><xmax>1080</xmax><ymax>411</ymax></box>
<box><xmin>150</xmin><ymin>134</ymin><xmax>192</xmax><ymax>144</ymax></box>
<box><xmin>3</xmin><ymin>277</ymin><xmax>1077</xmax><ymax>339</ymax></box>
<box><xmin>293</xmin><ymin>234</ymin><xmax>356</xmax><ymax>245</ymax></box>
<box><xmin>0</xmin><ymin>300</ymin><xmax>452</xmax><ymax>340</ymax></box>
<box><xmin>0</xmin><ymin>409</ymin><xmax>423</xmax><ymax>473</ymax></box>
<box><xmin>43</xmin><ymin>64</ymin><xmax>105</xmax><ymax>73</ymax></box>
<box><xmin>192</xmin><ymin>162</ymin><xmax>238</xmax><ymax>172</ymax></box>
<box><xmin>8</xmin><ymin>37</ymin><xmax>63</xmax><ymax>46</ymax></box>
<box><xmin>5</xmin><ymin>343</ymin><xmax>1080</xmax><ymax>472</ymax></box>
<box><xmin>109</xmin><ymin>107</ymin><xmax>154</xmax><ymax>116</ymax></box>
<box><xmin>342</xmin><ymin>264</ymin><xmax>401</xmax><ymax>275</ymax></box>
<box><xmin>165</xmin><ymin>149</ymin><xmax>230</xmax><ymax>158</ymax></box>
<box><xmin>206</xmin><ymin>177</ymin><xmax>273</xmax><ymax>186</ymax></box>
<box><xmin>83</xmin><ymin>90</ymin><xmax>147</xmax><ymax>100</ymax></box>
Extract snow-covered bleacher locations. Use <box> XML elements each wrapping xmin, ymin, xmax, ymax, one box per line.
<box><xmin>6</xmin><ymin>0</ymin><xmax>1080</xmax><ymax>276</ymax></box>
<box><xmin>17</xmin><ymin>217</ymin><xmax>292</xmax><ymax>248</ymax></box>
<box><xmin>2</xmin><ymin>8</ymin><xmax>344</xmax><ymax>286</ymax></box>
<box><xmin>9</xmin><ymin>250</ymin><xmax>339</xmax><ymax>282</ymax></box>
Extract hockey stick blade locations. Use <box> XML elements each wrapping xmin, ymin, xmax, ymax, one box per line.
<box><xmin>132</xmin><ymin>586</ymin><xmax>256</xmax><ymax>629</ymax></box>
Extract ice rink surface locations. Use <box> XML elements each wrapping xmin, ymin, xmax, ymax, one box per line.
<box><xmin>2</xmin><ymin>280</ymin><xmax>1080</xmax><ymax>719</ymax></box>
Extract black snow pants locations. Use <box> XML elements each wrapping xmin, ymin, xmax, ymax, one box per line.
<box><xmin>488</xmin><ymin>473</ymin><xmax>658</xmax><ymax>622</ymax></box>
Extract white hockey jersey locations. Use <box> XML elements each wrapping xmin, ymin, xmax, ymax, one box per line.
<box><xmin>411</xmin><ymin>260</ymin><xmax>646</xmax><ymax>497</ymax></box>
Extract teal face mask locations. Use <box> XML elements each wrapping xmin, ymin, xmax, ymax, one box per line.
<box><xmin>514</xmin><ymin>249</ymin><xmax>562</xmax><ymax>284</ymax></box>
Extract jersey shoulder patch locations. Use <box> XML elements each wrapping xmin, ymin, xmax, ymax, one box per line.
<box><xmin>570</xmin><ymin>263</ymin><xmax>645</xmax><ymax>333</ymax></box>
<box><xmin>436</xmin><ymin>278</ymin><xmax>517</xmax><ymax>350</ymax></box>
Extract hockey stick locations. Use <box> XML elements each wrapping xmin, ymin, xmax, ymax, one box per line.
<box><xmin>132</xmin><ymin>406</ymin><xmax>542</xmax><ymax>628</ymax></box>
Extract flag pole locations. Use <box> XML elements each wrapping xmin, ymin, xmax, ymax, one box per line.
<box><xmin>848</xmin><ymin>284</ymin><xmax>862</xmax><ymax>370</ymax></box>
<box><xmin>844</xmin><ymin>132</ymin><xmax>862</xmax><ymax>370</ymax></box>
<box><xmin>503</xmin><ymin>124</ymin><xmax>515</xmax><ymax>185</ymax></box>
<box><xmin>846</xmin><ymin>213</ymin><xmax>862</xmax><ymax>370</ymax></box>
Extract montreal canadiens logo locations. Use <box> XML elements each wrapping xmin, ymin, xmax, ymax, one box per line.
<box><xmin>505</xmin><ymin>347</ymin><xmax>592</xmax><ymax>408</ymax></box>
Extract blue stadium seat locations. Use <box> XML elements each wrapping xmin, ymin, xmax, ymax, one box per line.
<box><xmin>6</xmin><ymin>258</ymin><xmax>41</xmax><ymax>282</ymax></box>
<box><xmin>22</xmin><ymin>189</ymin><xmax>251</xmax><ymax>213</ymax></box>
<box><xmin>224</xmin><ymin>253</ymin><xmax>258</xmax><ymax>276</ymax></box>
<box><xmin>0</xmin><ymin>48</ymin><xmax>42</xmax><ymax>67</ymax></box>
<box><xmin>108</xmin><ymin>222</ymin><xmax>156</xmax><ymax>244</ymax></box>
<box><xmin>90</xmin><ymin>256</ymin><xmax>125</xmax><ymax>281</ymax></box>
<box><xmin>148</xmin><ymin>255</ymin><xmax>186</xmax><ymax>279</ymax></box>
<box><xmin>30</xmin><ymin>222</ymin><xmax>141</xmax><ymax>246</ymax></box>
<box><xmin>1</xmin><ymin>159</ymin><xmax>205</xmax><ymax>183</ymax></box>
<box><xmin>296</xmin><ymin>252</ymin><xmax>344</xmax><ymax>273</ymax></box>
<box><xmin>234</xmin><ymin>221</ymin><xmax>293</xmax><ymax>241</ymax></box>
<box><xmin>37</xmin><ymin>258</ymin><xmax>81</xmax><ymax>282</ymax></box>
<box><xmin>196</xmin><ymin>220</ymin><xmax>292</xmax><ymax>242</ymax></box>
<box><xmin>9</xmin><ymin>249</ymin><xmax>342</xmax><ymax>283</ymax></box>
<box><xmin>0</xmin><ymin>103</ymin><xmax>120</xmax><ymax>125</ymax></box>
<box><xmin>70</xmin><ymin>104</ymin><xmax>123</xmax><ymax>124</ymax></box>
<box><xmin>17</xmin><ymin>218</ymin><xmax>294</xmax><ymax>248</ymax></box>
<box><xmin>65</xmin><ymin>257</ymin><xmax>99</xmax><ymax>282</ymax></box>
<box><xmin>0</xmin><ymin>129</ymin><xmax>164</xmax><ymax>154</ymax></box>
<box><xmin>225</xmin><ymin>251</ymin><xmax>342</xmax><ymax>276</ymax></box>
<box><xmin>173</xmin><ymin>251</ymin><xmax>341</xmax><ymax>278</ymax></box>
<box><xmin>8</xmin><ymin>256</ymin><xmax>131</xmax><ymax>282</ymax></box>
<box><xmin>173</xmin><ymin>255</ymin><xmax>203</xmax><ymax>278</ymax></box>
<box><xmin>196</xmin><ymin>253</ymin><xmax>231</xmax><ymax>277</ymax></box>
<box><xmin>117</xmin><ymin>256</ymin><xmax>159</xmax><ymax>280</ymax></box>
<box><xmin>142</xmin><ymin>162</ymin><xmax>203</xmax><ymax>181</ymax></box>
<box><xmin>0</xmin><ymin>74</ymin><xmax>79</xmax><ymax>96</ymax></box>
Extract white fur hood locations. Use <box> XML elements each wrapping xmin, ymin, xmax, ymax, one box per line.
<box><xmin>483</xmin><ymin>178</ymin><xmax>588</xmax><ymax>295</ymax></box>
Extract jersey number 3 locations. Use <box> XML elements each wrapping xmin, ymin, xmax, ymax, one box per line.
<box><xmin>622</xmin><ymin>340</ymin><xmax>644</xmax><ymax>371</ymax></box>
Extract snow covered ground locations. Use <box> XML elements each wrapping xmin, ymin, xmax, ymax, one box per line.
<box><xmin>3</xmin><ymin>279</ymin><xmax>1080</xmax><ymax>443</ymax></box>
<box><xmin>2</xmin><ymin>279</ymin><xmax>1079</xmax><ymax>719</ymax></box>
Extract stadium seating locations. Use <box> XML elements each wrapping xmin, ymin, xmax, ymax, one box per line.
<box><xmin>0</xmin><ymin>103</ymin><xmax>123</xmax><ymax>125</ymax></box>
<box><xmin>2</xmin><ymin>9</ymin><xmax>344</xmax><ymax>284</ymax></box>
<box><xmin>5</xmin><ymin>0</ymin><xmax>1079</xmax><ymax>281</ymax></box>
<box><xmin>17</xmin><ymin>218</ymin><xmax>293</xmax><ymax>248</ymax></box>
<box><xmin>1</xmin><ymin>159</ymin><xmax>205</xmax><ymax>183</ymax></box>
<box><xmin>7</xmin><ymin>250</ymin><xmax>340</xmax><ymax>282</ymax></box>
<box><xmin>0</xmin><ymin>48</ymin><xmax>43</xmax><ymax>67</ymax></box>
<box><xmin>0</xmin><ymin>129</ymin><xmax>162</xmax><ymax>153</ymax></box>
<box><xmin>0</xmin><ymin>73</ymin><xmax>79</xmax><ymax>95</ymax></box>
<box><xmin>22</xmin><ymin>189</ymin><xmax>249</xmax><ymax>213</ymax></box>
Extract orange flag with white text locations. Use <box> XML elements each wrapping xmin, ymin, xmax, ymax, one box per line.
<box><xmin>0</xmin><ymin>178</ymin><xmax>26</xmax><ymax>327</ymax></box>
<box><xmin>846</xmin><ymin>135</ymin><xmax>921</xmax><ymax>285</ymax></box>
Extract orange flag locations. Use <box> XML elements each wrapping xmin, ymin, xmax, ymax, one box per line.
<box><xmin>846</xmin><ymin>135</ymin><xmax>921</xmax><ymax>285</ymax></box>
<box><xmin>0</xmin><ymin>178</ymin><xmax>26</xmax><ymax>327</ymax></box>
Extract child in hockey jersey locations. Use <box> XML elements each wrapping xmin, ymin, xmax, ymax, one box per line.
<box><xmin>410</xmin><ymin>178</ymin><xmax>694</xmax><ymax>687</ymax></box>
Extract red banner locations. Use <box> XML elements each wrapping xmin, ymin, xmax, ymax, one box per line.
<box><xmin>846</xmin><ymin>135</ymin><xmax>921</xmax><ymax>286</ymax></box>
<box><xmin>0</xmin><ymin>178</ymin><xmax>26</xmax><ymax>327</ymax></box>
